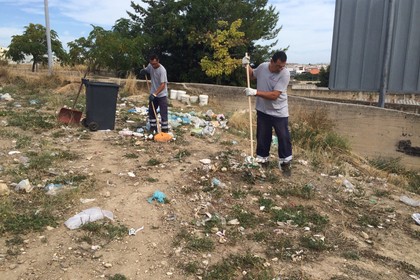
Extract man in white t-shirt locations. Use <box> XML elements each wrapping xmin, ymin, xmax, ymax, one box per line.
<box><xmin>243</xmin><ymin>51</ymin><xmax>292</xmax><ymax>176</ymax></box>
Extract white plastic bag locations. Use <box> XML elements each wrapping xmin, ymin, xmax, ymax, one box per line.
<box><xmin>64</xmin><ymin>207</ymin><xmax>114</xmax><ymax>230</ymax></box>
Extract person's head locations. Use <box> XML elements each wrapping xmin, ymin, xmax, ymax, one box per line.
<box><xmin>269</xmin><ymin>51</ymin><xmax>287</xmax><ymax>73</ymax></box>
<box><xmin>149</xmin><ymin>54</ymin><xmax>160</xmax><ymax>69</ymax></box>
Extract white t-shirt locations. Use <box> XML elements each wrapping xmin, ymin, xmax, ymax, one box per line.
<box><xmin>253</xmin><ymin>62</ymin><xmax>290</xmax><ymax>117</ymax></box>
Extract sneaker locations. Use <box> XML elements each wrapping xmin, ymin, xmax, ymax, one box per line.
<box><xmin>280</xmin><ymin>162</ymin><xmax>291</xmax><ymax>177</ymax></box>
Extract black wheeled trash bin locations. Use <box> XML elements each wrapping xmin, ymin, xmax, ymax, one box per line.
<box><xmin>82</xmin><ymin>79</ymin><xmax>119</xmax><ymax>131</ymax></box>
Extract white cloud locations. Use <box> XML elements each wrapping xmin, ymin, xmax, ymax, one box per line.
<box><xmin>51</xmin><ymin>0</ymin><xmax>135</xmax><ymax>27</ymax></box>
<box><xmin>0</xmin><ymin>27</ymin><xmax>25</xmax><ymax>48</ymax></box>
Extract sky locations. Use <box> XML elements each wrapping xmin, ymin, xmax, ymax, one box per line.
<box><xmin>0</xmin><ymin>0</ymin><xmax>336</xmax><ymax>64</ymax></box>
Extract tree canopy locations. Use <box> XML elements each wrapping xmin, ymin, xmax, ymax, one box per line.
<box><xmin>6</xmin><ymin>1</ymin><xmax>284</xmax><ymax>84</ymax></box>
<box><xmin>6</xmin><ymin>23</ymin><xmax>66</xmax><ymax>72</ymax></box>
<box><xmin>127</xmin><ymin>0</ymin><xmax>282</xmax><ymax>84</ymax></box>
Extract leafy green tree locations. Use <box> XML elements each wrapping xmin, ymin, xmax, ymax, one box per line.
<box><xmin>317</xmin><ymin>65</ymin><xmax>330</xmax><ymax>87</ymax></box>
<box><xmin>294</xmin><ymin>72</ymin><xmax>319</xmax><ymax>82</ymax></box>
<box><xmin>127</xmin><ymin>0</ymin><xmax>281</xmax><ymax>84</ymax></box>
<box><xmin>6</xmin><ymin>23</ymin><xmax>66</xmax><ymax>72</ymax></box>
<box><xmin>67</xmin><ymin>25</ymin><xmax>146</xmax><ymax>76</ymax></box>
<box><xmin>200</xmin><ymin>20</ymin><xmax>245</xmax><ymax>84</ymax></box>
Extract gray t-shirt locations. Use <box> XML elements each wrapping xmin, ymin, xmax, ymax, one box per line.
<box><xmin>253</xmin><ymin>62</ymin><xmax>290</xmax><ymax>117</ymax></box>
<box><xmin>146</xmin><ymin>63</ymin><xmax>168</xmax><ymax>97</ymax></box>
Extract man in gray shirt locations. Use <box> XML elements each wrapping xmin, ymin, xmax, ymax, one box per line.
<box><xmin>143</xmin><ymin>54</ymin><xmax>169</xmax><ymax>133</ymax></box>
<box><xmin>243</xmin><ymin>51</ymin><xmax>292</xmax><ymax>176</ymax></box>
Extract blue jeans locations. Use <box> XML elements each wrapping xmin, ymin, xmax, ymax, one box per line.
<box><xmin>256</xmin><ymin>110</ymin><xmax>292</xmax><ymax>164</ymax></box>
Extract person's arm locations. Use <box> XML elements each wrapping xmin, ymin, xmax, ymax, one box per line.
<box><xmin>255</xmin><ymin>90</ymin><xmax>281</xmax><ymax>100</ymax></box>
<box><xmin>152</xmin><ymin>82</ymin><xmax>166</xmax><ymax>97</ymax></box>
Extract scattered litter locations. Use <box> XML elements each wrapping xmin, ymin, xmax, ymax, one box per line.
<box><xmin>128</xmin><ymin>171</ymin><xmax>136</xmax><ymax>177</ymax></box>
<box><xmin>298</xmin><ymin>159</ymin><xmax>308</xmax><ymax>166</ymax></box>
<box><xmin>0</xmin><ymin>93</ymin><xmax>13</xmax><ymax>101</ymax></box>
<box><xmin>342</xmin><ymin>179</ymin><xmax>355</xmax><ymax>192</ymax></box>
<box><xmin>400</xmin><ymin>195</ymin><xmax>420</xmax><ymax>207</ymax></box>
<box><xmin>44</xmin><ymin>183</ymin><xmax>64</xmax><ymax>195</ymax></box>
<box><xmin>0</xmin><ymin>183</ymin><xmax>10</xmax><ymax>196</ymax></box>
<box><xmin>211</xmin><ymin>178</ymin><xmax>226</xmax><ymax>188</ymax></box>
<box><xmin>14</xmin><ymin>179</ymin><xmax>33</xmax><ymax>193</ymax></box>
<box><xmin>8</xmin><ymin>151</ymin><xmax>21</xmax><ymax>155</ymax></box>
<box><xmin>227</xmin><ymin>219</ymin><xmax>240</xmax><ymax>225</ymax></box>
<box><xmin>199</xmin><ymin>159</ymin><xmax>212</xmax><ymax>165</ymax></box>
<box><xmin>128</xmin><ymin>226</ymin><xmax>144</xmax><ymax>236</ymax></box>
<box><xmin>147</xmin><ymin>190</ymin><xmax>167</xmax><ymax>203</ymax></box>
<box><xmin>412</xmin><ymin>213</ymin><xmax>420</xmax><ymax>225</ymax></box>
<box><xmin>80</xmin><ymin>198</ymin><xmax>96</xmax><ymax>204</ymax></box>
<box><xmin>119</xmin><ymin>129</ymin><xmax>133</xmax><ymax>136</ymax></box>
<box><xmin>64</xmin><ymin>207</ymin><xmax>114</xmax><ymax>230</ymax></box>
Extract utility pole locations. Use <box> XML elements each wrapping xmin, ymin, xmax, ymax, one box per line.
<box><xmin>44</xmin><ymin>0</ymin><xmax>53</xmax><ymax>75</ymax></box>
<box><xmin>378</xmin><ymin>0</ymin><xmax>395</xmax><ymax>108</ymax></box>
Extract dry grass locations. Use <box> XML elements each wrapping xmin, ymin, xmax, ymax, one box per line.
<box><xmin>228</xmin><ymin>110</ymin><xmax>256</xmax><ymax>134</ymax></box>
<box><xmin>122</xmin><ymin>72</ymin><xmax>138</xmax><ymax>96</ymax></box>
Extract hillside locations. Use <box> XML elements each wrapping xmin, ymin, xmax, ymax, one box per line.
<box><xmin>0</xmin><ymin>70</ymin><xmax>419</xmax><ymax>280</ymax></box>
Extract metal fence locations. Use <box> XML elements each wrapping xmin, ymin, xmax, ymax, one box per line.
<box><xmin>329</xmin><ymin>0</ymin><xmax>420</xmax><ymax>94</ymax></box>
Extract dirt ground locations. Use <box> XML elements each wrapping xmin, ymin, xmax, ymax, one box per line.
<box><xmin>0</xmin><ymin>82</ymin><xmax>420</xmax><ymax>280</ymax></box>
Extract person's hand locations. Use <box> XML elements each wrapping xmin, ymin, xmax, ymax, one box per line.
<box><xmin>242</xmin><ymin>55</ymin><xmax>250</xmax><ymax>67</ymax></box>
<box><xmin>149</xmin><ymin>94</ymin><xmax>156</xmax><ymax>102</ymax></box>
<box><xmin>244</xmin><ymin>88</ymin><xmax>257</xmax><ymax>96</ymax></box>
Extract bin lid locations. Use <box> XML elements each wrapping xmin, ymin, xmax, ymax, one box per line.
<box><xmin>83</xmin><ymin>79</ymin><xmax>120</xmax><ymax>88</ymax></box>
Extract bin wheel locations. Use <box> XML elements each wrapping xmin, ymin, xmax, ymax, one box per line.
<box><xmin>81</xmin><ymin>118</ymin><xmax>87</xmax><ymax>127</ymax></box>
<box><xmin>88</xmin><ymin>122</ymin><xmax>99</xmax><ymax>131</ymax></box>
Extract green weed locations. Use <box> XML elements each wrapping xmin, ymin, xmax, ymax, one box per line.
<box><xmin>357</xmin><ymin>214</ymin><xmax>380</xmax><ymax>227</ymax></box>
<box><xmin>258</xmin><ymin>198</ymin><xmax>275</xmax><ymax>211</ymax></box>
<box><xmin>6</xmin><ymin>109</ymin><xmax>57</xmax><ymax>131</ymax></box>
<box><xmin>271</xmin><ymin>205</ymin><xmax>329</xmax><ymax>231</ymax></box>
<box><xmin>186</xmin><ymin>236</ymin><xmax>215</xmax><ymax>252</ymax></box>
<box><xmin>181</xmin><ymin>261</ymin><xmax>200</xmax><ymax>274</ymax></box>
<box><xmin>265</xmin><ymin>237</ymin><xmax>294</xmax><ymax>260</ymax></box>
<box><xmin>147</xmin><ymin>158</ymin><xmax>161</xmax><ymax>166</ymax></box>
<box><xmin>231</xmin><ymin>205</ymin><xmax>260</xmax><ymax>228</ymax></box>
<box><xmin>0</xmin><ymin>210</ymin><xmax>58</xmax><ymax>234</ymax></box>
<box><xmin>275</xmin><ymin>183</ymin><xmax>315</xmax><ymax>199</ymax></box>
<box><xmin>107</xmin><ymin>274</ymin><xmax>128</xmax><ymax>280</ymax></box>
<box><xmin>341</xmin><ymin>250</ymin><xmax>360</xmax><ymax>260</ymax></box>
<box><xmin>81</xmin><ymin>221</ymin><xmax>128</xmax><ymax>243</ymax></box>
<box><xmin>300</xmin><ymin>235</ymin><xmax>327</xmax><ymax>251</ymax></box>
<box><xmin>174</xmin><ymin>149</ymin><xmax>191</xmax><ymax>160</ymax></box>
<box><xmin>123</xmin><ymin>153</ymin><xmax>138</xmax><ymax>159</ymax></box>
<box><xmin>204</xmin><ymin>252</ymin><xmax>273</xmax><ymax>280</ymax></box>
<box><xmin>145</xmin><ymin>177</ymin><xmax>158</xmax><ymax>182</ymax></box>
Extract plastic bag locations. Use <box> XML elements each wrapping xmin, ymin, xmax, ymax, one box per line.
<box><xmin>64</xmin><ymin>207</ymin><xmax>114</xmax><ymax>230</ymax></box>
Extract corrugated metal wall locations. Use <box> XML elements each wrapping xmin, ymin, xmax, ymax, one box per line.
<box><xmin>329</xmin><ymin>0</ymin><xmax>420</xmax><ymax>93</ymax></box>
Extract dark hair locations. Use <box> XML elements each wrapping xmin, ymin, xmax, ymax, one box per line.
<box><xmin>149</xmin><ymin>54</ymin><xmax>159</xmax><ymax>61</ymax></box>
<box><xmin>272</xmin><ymin>51</ymin><xmax>287</xmax><ymax>63</ymax></box>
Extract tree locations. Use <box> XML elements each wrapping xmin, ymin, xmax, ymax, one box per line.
<box><xmin>317</xmin><ymin>65</ymin><xmax>330</xmax><ymax>87</ymax></box>
<box><xmin>68</xmin><ymin>24</ymin><xmax>146</xmax><ymax>77</ymax></box>
<box><xmin>127</xmin><ymin>0</ymin><xmax>281</xmax><ymax>84</ymax></box>
<box><xmin>6</xmin><ymin>23</ymin><xmax>66</xmax><ymax>72</ymax></box>
<box><xmin>200</xmin><ymin>20</ymin><xmax>245</xmax><ymax>84</ymax></box>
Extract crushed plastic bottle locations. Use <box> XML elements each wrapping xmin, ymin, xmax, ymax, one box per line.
<box><xmin>400</xmin><ymin>195</ymin><xmax>420</xmax><ymax>207</ymax></box>
<box><xmin>342</xmin><ymin>179</ymin><xmax>355</xmax><ymax>192</ymax></box>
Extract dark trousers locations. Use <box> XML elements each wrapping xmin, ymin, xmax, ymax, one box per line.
<box><xmin>256</xmin><ymin>110</ymin><xmax>292</xmax><ymax>163</ymax></box>
<box><xmin>149</xmin><ymin>96</ymin><xmax>169</xmax><ymax>132</ymax></box>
